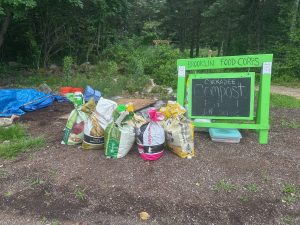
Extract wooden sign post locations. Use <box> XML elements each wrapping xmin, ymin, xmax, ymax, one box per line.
<box><xmin>177</xmin><ymin>54</ymin><xmax>273</xmax><ymax>144</ymax></box>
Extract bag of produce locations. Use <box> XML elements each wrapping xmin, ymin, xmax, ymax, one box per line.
<box><xmin>104</xmin><ymin>104</ymin><xmax>135</xmax><ymax>158</ymax></box>
<box><xmin>81</xmin><ymin>98</ymin><xmax>105</xmax><ymax>150</ymax></box>
<box><xmin>160</xmin><ymin>101</ymin><xmax>194</xmax><ymax>158</ymax></box>
<box><xmin>136</xmin><ymin>108</ymin><xmax>165</xmax><ymax>161</ymax></box>
<box><xmin>61</xmin><ymin>107</ymin><xmax>87</xmax><ymax>145</ymax></box>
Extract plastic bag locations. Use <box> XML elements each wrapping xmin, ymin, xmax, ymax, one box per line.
<box><xmin>61</xmin><ymin>107</ymin><xmax>88</xmax><ymax>145</ymax></box>
<box><xmin>84</xmin><ymin>85</ymin><xmax>101</xmax><ymax>102</ymax></box>
<box><xmin>105</xmin><ymin>123</ymin><xmax>135</xmax><ymax>158</ymax></box>
<box><xmin>161</xmin><ymin>101</ymin><xmax>194</xmax><ymax>158</ymax></box>
<box><xmin>81</xmin><ymin>98</ymin><xmax>105</xmax><ymax>150</ymax></box>
<box><xmin>136</xmin><ymin>108</ymin><xmax>165</xmax><ymax>161</ymax></box>
<box><xmin>104</xmin><ymin>104</ymin><xmax>135</xmax><ymax>158</ymax></box>
<box><xmin>96</xmin><ymin>97</ymin><xmax>117</xmax><ymax>130</ymax></box>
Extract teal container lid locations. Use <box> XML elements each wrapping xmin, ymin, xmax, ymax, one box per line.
<box><xmin>209</xmin><ymin>128</ymin><xmax>242</xmax><ymax>139</ymax></box>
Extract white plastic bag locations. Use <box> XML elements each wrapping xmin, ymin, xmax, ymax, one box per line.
<box><xmin>96</xmin><ymin>97</ymin><xmax>117</xmax><ymax>129</ymax></box>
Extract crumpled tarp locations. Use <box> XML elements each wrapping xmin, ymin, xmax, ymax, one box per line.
<box><xmin>0</xmin><ymin>89</ymin><xmax>63</xmax><ymax>117</ymax></box>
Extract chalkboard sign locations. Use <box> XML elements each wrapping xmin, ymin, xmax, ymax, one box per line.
<box><xmin>188</xmin><ymin>73</ymin><xmax>255</xmax><ymax>119</ymax></box>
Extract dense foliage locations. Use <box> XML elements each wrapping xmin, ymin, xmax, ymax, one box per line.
<box><xmin>0</xmin><ymin>0</ymin><xmax>300</xmax><ymax>84</ymax></box>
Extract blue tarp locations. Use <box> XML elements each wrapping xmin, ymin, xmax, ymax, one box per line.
<box><xmin>0</xmin><ymin>89</ymin><xmax>63</xmax><ymax>117</ymax></box>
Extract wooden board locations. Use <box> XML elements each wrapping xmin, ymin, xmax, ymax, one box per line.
<box><xmin>116</xmin><ymin>98</ymin><xmax>156</xmax><ymax>112</ymax></box>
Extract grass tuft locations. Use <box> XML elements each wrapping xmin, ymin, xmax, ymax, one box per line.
<box><xmin>0</xmin><ymin>124</ymin><xmax>45</xmax><ymax>159</ymax></box>
<box><xmin>0</xmin><ymin>124</ymin><xmax>26</xmax><ymax>142</ymax></box>
<box><xmin>244</xmin><ymin>183</ymin><xmax>258</xmax><ymax>193</ymax></box>
<box><xmin>214</xmin><ymin>179</ymin><xmax>237</xmax><ymax>193</ymax></box>
<box><xmin>74</xmin><ymin>188</ymin><xmax>87</xmax><ymax>201</ymax></box>
<box><xmin>282</xmin><ymin>184</ymin><xmax>298</xmax><ymax>204</ymax></box>
<box><xmin>0</xmin><ymin>137</ymin><xmax>45</xmax><ymax>158</ymax></box>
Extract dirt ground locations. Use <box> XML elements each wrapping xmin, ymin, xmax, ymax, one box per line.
<box><xmin>0</xmin><ymin>101</ymin><xmax>300</xmax><ymax>225</ymax></box>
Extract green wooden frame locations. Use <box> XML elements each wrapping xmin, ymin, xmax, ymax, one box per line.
<box><xmin>177</xmin><ymin>54</ymin><xmax>273</xmax><ymax>144</ymax></box>
<box><xmin>188</xmin><ymin>72</ymin><xmax>255</xmax><ymax>120</ymax></box>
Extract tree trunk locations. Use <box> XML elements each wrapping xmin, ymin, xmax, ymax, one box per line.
<box><xmin>0</xmin><ymin>12</ymin><xmax>12</xmax><ymax>49</ymax></box>
<box><xmin>195</xmin><ymin>42</ymin><xmax>199</xmax><ymax>57</ymax></box>
<box><xmin>190</xmin><ymin>38</ymin><xmax>194</xmax><ymax>58</ymax></box>
<box><xmin>290</xmin><ymin>0</ymin><xmax>300</xmax><ymax>34</ymax></box>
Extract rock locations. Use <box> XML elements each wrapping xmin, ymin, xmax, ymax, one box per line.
<box><xmin>164</xmin><ymin>87</ymin><xmax>173</xmax><ymax>95</ymax></box>
<box><xmin>144</xmin><ymin>79</ymin><xmax>157</xmax><ymax>93</ymax></box>
<box><xmin>139</xmin><ymin>211</ymin><xmax>150</xmax><ymax>221</ymax></box>
<box><xmin>79</xmin><ymin>62</ymin><xmax>91</xmax><ymax>72</ymax></box>
<box><xmin>49</xmin><ymin>64</ymin><xmax>58</xmax><ymax>70</ymax></box>
<box><xmin>48</xmin><ymin>64</ymin><xmax>61</xmax><ymax>75</ymax></box>
<box><xmin>3</xmin><ymin>140</ymin><xmax>10</xmax><ymax>144</ymax></box>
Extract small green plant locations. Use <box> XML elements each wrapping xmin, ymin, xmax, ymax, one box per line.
<box><xmin>281</xmin><ymin>119</ymin><xmax>300</xmax><ymax>129</ymax></box>
<box><xmin>283</xmin><ymin>184</ymin><xmax>297</xmax><ymax>195</ymax></box>
<box><xmin>214</xmin><ymin>179</ymin><xmax>237</xmax><ymax>193</ymax></box>
<box><xmin>0</xmin><ymin>169</ymin><xmax>8</xmax><ymax>179</ymax></box>
<box><xmin>261</xmin><ymin>171</ymin><xmax>270</xmax><ymax>182</ymax></box>
<box><xmin>4</xmin><ymin>191</ymin><xmax>13</xmax><ymax>197</ymax></box>
<box><xmin>239</xmin><ymin>194</ymin><xmax>249</xmax><ymax>203</ymax></box>
<box><xmin>51</xmin><ymin>220</ymin><xmax>59</xmax><ymax>225</ymax></box>
<box><xmin>48</xmin><ymin>169</ymin><xmax>58</xmax><ymax>177</ymax></box>
<box><xmin>44</xmin><ymin>190</ymin><xmax>51</xmax><ymax>197</ymax></box>
<box><xmin>40</xmin><ymin>217</ymin><xmax>48</xmax><ymax>225</ymax></box>
<box><xmin>244</xmin><ymin>184</ymin><xmax>258</xmax><ymax>193</ymax></box>
<box><xmin>282</xmin><ymin>184</ymin><xmax>298</xmax><ymax>204</ymax></box>
<box><xmin>74</xmin><ymin>188</ymin><xmax>87</xmax><ymax>200</ymax></box>
<box><xmin>30</xmin><ymin>178</ymin><xmax>44</xmax><ymax>186</ymax></box>
<box><xmin>282</xmin><ymin>216</ymin><xmax>295</xmax><ymax>225</ymax></box>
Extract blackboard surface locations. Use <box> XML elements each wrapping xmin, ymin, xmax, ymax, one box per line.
<box><xmin>190</xmin><ymin>73</ymin><xmax>254</xmax><ymax>118</ymax></box>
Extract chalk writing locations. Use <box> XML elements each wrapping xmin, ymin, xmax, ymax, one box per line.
<box><xmin>191</xmin><ymin>76</ymin><xmax>253</xmax><ymax>117</ymax></box>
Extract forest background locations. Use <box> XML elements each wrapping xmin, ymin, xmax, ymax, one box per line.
<box><xmin>0</xmin><ymin>0</ymin><xmax>299</xmax><ymax>96</ymax></box>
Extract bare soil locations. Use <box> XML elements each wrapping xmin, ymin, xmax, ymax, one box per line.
<box><xmin>0</xmin><ymin>102</ymin><xmax>300</xmax><ymax>225</ymax></box>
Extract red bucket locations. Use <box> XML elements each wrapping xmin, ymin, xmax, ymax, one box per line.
<box><xmin>72</xmin><ymin>87</ymin><xmax>83</xmax><ymax>93</ymax></box>
<box><xmin>60</xmin><ymin>87</ymin><xmax>83</xmax><ymax>96</ymax></box>
<box><xmin>60</xmin><ymin>86</ymin><xmax>73</xmax><ymax>96</ymax></box>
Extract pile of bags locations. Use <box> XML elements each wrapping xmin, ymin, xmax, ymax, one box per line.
<box><xmin>62</xmin><ymin>93</ymin><xmax>195</xmax><ymax>160</ymax></box>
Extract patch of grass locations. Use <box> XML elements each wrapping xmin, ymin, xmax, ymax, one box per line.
<box><xmin>244</xmin><ymin>184</ymin><xmax>258</xmax><ymax>193</ymax></box>
<box><xmin>0</xmin><ymin>169</ymin><xmax>8</xmax><ymax>179</ymax></box>
<box><xmin>282</xmin><ymin>216</ymin><xmax>295</xmax><ymax>225</ymax></box>
<box><xmin>51</xmin><ymin>220</ymin><xmax>59</xmax><ymax>225</ymax></box>
<box><xmin>283</xmin><ymin>184</ymin><xmax>297</xmax><ymax>195</ymax></box>
<box><xmin>239</xmin><ymin>194</ymin><xmax>249</xmax><ymax>203</ymax></box>
<box><xmin>40</xmin><ymin>217</ymin><xmax>59</xmax><ymax>225</ymax></box>
<box><xmin>40</xmin><ymin>217</ymin><xmax>48</xmax><ymax>225</ymax></box>
<box><xmin>44</xmin><ymin>190</ymin><xmax>51</xmax><ymax>197</ymax></box>
<box><xmin>48</xmin><ymin>169</ymin><xmax>58</xmax><ymax>177</ymax></box>
<box><xmin>0</xmin><ymin>124</ymin><xmax>45</xmax><ymax>159</ymax></box>
<box><xmin>281</xmin><ymin>119</ymin><xmax>300</xmax><ymax>129</ymax></box>
<box><xmin>270</xmin><ymin>93</ymin><xmax>300</xmax><ymax>109</ymax></box>
<box><xmin>74</xmin><ymin>188</ymin><xmax>87</xmax><ymax>200</ymax></box>
<box><xmin>0</xmin><ymin>124</ymin><xmax>26</xmax><ymax>142</ymax></box>
<box><xmin>0</xmin><ymin>137</ymin><xmax>45</xmax><ymax>158</ymax></box>
<box><xmin>4</xmin><ymin>191</ymin><xmax>13</xmax><ymax>197</ymax></box>
<box><xmin>30</xmin><ymin>178</ymin><xmax>44</xmax><ymax>186</ymax></box>
<box><xmin>282</xmin><ymin>184</ymin><xmax>298</xmax><ymax>204</ymax></box>
<box><xmin>214</xmin><ymin>179</ymin><xmax>237</xmax><ymax>193</ymax></box>
<box><xmin>261</xmin><ymin>171</ymin><xmax>270</xmax><ymax>182</ymax></box>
